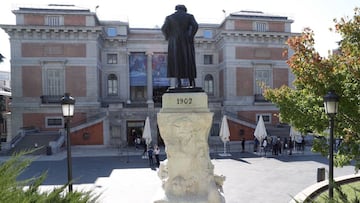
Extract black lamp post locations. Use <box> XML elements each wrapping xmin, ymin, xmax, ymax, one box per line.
<box><xmin>323</xmin><ymin>90</ymin><xmax>339</xmax><ymax>200</ymax></box>
<box><xmin>61</xmin><ymin>93</ymin><xmax>75</xmax><ymax>192</ymax></box>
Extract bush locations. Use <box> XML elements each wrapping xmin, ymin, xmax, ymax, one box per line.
<box><xmin>0</xmin><ymin>151</ymin><xmax>98</xmax><ymax>202</ymax></box>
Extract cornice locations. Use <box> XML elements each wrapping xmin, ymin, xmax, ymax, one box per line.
<box><xmin>0</xmin><ymin>25</ymin><xmax>102</xmax><ymax>40</ymax></box>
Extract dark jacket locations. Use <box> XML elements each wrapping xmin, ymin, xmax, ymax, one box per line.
<box><xmin>161</xmin><ymin>10</ymin><xmax>198</xmax><ymax>79</ymax></box>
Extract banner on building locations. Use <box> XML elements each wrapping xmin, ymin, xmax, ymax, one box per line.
<box><xmin>152</xmin><ymin>53</ymin><xmax>170</xmax><ymax>86</ymax></box>
<box><xmin>129</xmin><ymin>53</ymin><xmax>147</xmax><ymax>86</ymax></box>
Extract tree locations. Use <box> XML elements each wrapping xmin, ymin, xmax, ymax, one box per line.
<box><xmin>0</xmin><ymin>53</ymin><xmax>4</xmax><ymax>63</ymax></box>
<box><xmin>0</xmin><ymin>152</ymin><xmax>98</xmax><ymax>202</ymax></box>
<box><xmin>263</xmin><ymin>8</ymin><xmax>360</xmax><ymax>171</ymax></box>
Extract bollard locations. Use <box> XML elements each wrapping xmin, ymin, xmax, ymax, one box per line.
<box><xmin>317</xmin><ymin>167</ymin><xmax>325</xmax><ymax>182</ymax></box>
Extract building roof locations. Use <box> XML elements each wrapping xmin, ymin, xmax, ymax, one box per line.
<box><xmin>15</xmin><ymin>4</ymin><xmax>90</xmax><ymax>13</ymax></box>
<box><xmin>230</xmin><ymin>10</ymin><xmax>289</xmax><ymax>20</ymax></box>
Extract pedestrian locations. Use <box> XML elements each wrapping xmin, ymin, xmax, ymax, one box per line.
<box><xmin>142</xmin><ymin>140</ymin><xmax>147</xmax><ymax>157</ymax></box>
<box><xmin>241</xmin><ymin>138</ymin><xmax>245</xmax><ymax>152</ymax></box>
<box><xmin>154</xmin><ymin>145</ymin><xmax>160</xmax><ymax>167</ymax></box>
<box><xmin>262</xmin><ymin>138</ymin><xmax>268</xmax><ymax>156</ymax></box>
<box><xmin>288</xmin><ymin>137</ymin><xmax>294</xmax><ymax>155</ymax></box>
<box><xmin>161</xmin><ymin>4</ymin><xmax>198</xmax><ymax>88</ymax></box>
<box><xmin>148</xmin><ymin>147</ymin><xmax>154</xmax><ymax>167</ymax></box>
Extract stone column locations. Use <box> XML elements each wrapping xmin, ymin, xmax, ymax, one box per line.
<box><xmin>126</xmin><ymin>52</ymin><xmax>131</xmax><ymax>104</ymax></box>
<box><xmin>155</xmin><ymin>91</ymin><xmax>225</xmax><ymax>203</ymax></box>
<box><xmin>146</xmin><ymin>52</ymin><xmax>154</xmax><ymax>106</ymax></box>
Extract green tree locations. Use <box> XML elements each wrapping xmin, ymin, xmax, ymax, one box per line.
<box><xmin>0</xmin><ymin>152</ymin><xmax>98</xmax><ymax>202</ymax></box>
<box><xmin>264</xmin><ymin>8</ymin><xmax>360</xmax><ymax>171</ymax></box>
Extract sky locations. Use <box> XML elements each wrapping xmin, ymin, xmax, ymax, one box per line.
<box><xmin>0</xmin><ymin>0</ymin><xmax>358</xmax><ymax>71</ymax></box>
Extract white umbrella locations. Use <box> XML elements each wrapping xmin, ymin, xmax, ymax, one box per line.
<box><xmin>219</xmin><ymin>115</ymin><xmax>231</xmax><ymax>156</ymax></box>
<box><xmin>142</xmin><ymin>116</ymin><xmax>152</xmax><ymax>146</ymax></box>
<box><xmin>254</xmin><ymin>115</ymin><xmax>267</xmax><ymax>142</ymax></box>
<box><xmin>290</xmin><ymin>126</ymin><xmax>302</xmax><ymax>143</ymax></box>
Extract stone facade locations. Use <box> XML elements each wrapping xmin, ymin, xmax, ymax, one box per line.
<box><xmin>0</xmin><ymin>5</ymin><xmax>297</xmax><ymax>147</ymax></box>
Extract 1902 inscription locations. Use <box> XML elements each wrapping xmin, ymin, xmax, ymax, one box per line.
<box><xmin>177</xmin><ymin>97</ymin><xmax>192</xmax><ymax>105</ymax></box>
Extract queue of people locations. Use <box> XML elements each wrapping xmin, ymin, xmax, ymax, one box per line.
<box><xmin>254</xmin><ymin>136</ymin><xmax>305</xmax><ymax>156</ymax></box>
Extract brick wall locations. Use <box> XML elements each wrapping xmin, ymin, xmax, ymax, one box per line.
<box><xmin>22</xmin><ymin>43</ymin><xmax>86</xmax><ymax>57</ymax></box>
<box><xmin>236</xmin><ymin>47</ymin><xmax>287</xmax><ymax>60</ymax></box>
<box><xmin>23</xmin><ymin>66</ymin><xmax>42</xmax><ymax>96</ymax></box>
<box><xmin>71</xmin><ymin>122</ymin><xmax>104</xmax><ymax>145</ymax></box>
<box><xmin>236</xmin><ymin>68</ymin><xmax>253</xmax><ymax>96</ymax></box>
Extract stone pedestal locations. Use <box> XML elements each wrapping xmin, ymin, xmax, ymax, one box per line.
<box><xmin>155</xmin><ymin>91</ymin><xmax>225</xmax><ymax>203</ymax></box>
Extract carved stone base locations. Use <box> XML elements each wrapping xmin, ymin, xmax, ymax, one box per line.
<box><xmin>155</xmin><ymin>92</ymin><xmax>225</xmax><ymax>203</ymax></box>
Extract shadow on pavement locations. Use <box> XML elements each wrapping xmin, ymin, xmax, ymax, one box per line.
<box><xmin>17</xmin><ymin>155</ymin><xmax>165</xmax><ymax>185</ymax></box>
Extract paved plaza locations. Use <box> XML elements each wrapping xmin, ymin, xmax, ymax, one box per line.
<box><xmin>1</xmin><ymin>145</ymin><xmax>357</xmax><ymax>203</ymax></box>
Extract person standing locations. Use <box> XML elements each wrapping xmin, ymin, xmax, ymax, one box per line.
<box><xmin>161</xmin><ymin>4</ymin><xmax>198</xmax><ymax>88</ymax></box>
<box><xmin>154</xmin><ymin>145</ymin><xmax>160</xmax><ymax>167</ymax></box>
<box><xmin>148</xmin><ymin>147</ymin><xmax>154</xmax><ymax>167</ymax></box>
<box><xmin>241</xmin><ymin>138</ymin><xmax>245</xmax><ymax>152</ymax></box>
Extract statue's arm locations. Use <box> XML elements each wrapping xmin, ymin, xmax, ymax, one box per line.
<box><xmin>161</xmin><ymin>17</ymin><xmax>170</xmax><ymax>40</ymax></box>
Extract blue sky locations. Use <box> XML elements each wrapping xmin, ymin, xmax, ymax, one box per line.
<box><xmin>0</xmin><ymin>0</ymin><xmax>358</xmax><ymax>71</ymax></box>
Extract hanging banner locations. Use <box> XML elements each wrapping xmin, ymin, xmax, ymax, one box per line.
<box><xmin>129</xmin><ymin>53</ymin><xmax>147</xmax><ymax>86</ymax></box>
<box><xmin>152</xmin><ymin>53</ymin><xmax>170</xmax><ymax>86</ymax></box>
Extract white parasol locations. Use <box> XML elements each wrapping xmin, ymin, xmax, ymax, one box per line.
<box><xmin>219</xmin><ymin>115</ymin><xmax>231</xmax><ymax>156</ymax></box>
<box><xmin>254</xmin><ymin>115</ymin><xmax>267</xmax><ymax>143</ymax></box>
<box><xmin>142</xmin><ymin>116</ymin><xmax>152</xmax><ymax>147</ymax></box>
<box><xmin>290</xmin><ymin>126</ymin><xmax>302</xmax><ymax>143</ymax></box>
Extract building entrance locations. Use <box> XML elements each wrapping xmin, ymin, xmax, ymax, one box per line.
<box><xmin>127</xmin><ymin>121</ymin><xmax>144</xmax><ymax>146</ymax></box>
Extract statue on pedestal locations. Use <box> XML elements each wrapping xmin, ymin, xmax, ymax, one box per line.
<box><xmin>161</xmin><ymin>5</ymin><xmax>198</xmax><ymax>88</ymax></box>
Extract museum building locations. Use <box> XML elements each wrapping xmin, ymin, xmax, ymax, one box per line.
<box><xmin>0</xmin><ymin>4</ymin><xmax>297</xmax><ymax>151</ymax></box>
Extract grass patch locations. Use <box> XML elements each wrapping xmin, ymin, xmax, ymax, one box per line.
<box><xmin>313</xmin><ymin>181</ymin><xmax>360</xmax><ymax>203</ymax></box>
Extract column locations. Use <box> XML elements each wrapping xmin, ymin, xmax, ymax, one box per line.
<box><xmin>126</xmin><ymin>52</ymin><xmax>131</xmax><ymax>104</ymax></box>
<box><xmin>146</xmin><ymin>52</ymin><xmax>154</xmax><ymax>106</ymax></box>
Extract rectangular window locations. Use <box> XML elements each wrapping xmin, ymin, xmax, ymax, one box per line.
<box><xmin>256</xmin><ymin>114</ymin><xmax>271</xmax><ymax>124</ymax></box>
<box><xmin>203</xmin><ymin>30</ymin><xmax>213</xmax><ymax>39</ymax></box>
<box><xmin>255</xmin><ymin>22</ymin><xmax>267</xmax><ymax>32</ymax></box>
<box><xmin>46</xmin><ymin>69</ymin><xmax>64</xmax><ymax>96</ymax></box>
<box><xmin>46</xmin><ymin>117</ymin><xmax>63</xmax><ymax>128</ymax></box>
<box><xmin>107</xmin><ymin>54</ymin><xmax>118</xmax><ymax>64</ymax></box>
<box><xmin>204</xmin><ymin>55</ymin><xmax>213</xmax><ymax>65</ymax></box>
<box><xmin>255</xmin><ymin>69</ymin><xmax>271</xmax><ymax>95</ymax></box>
<box><xmin>45</xmin><ymin>16</ymin><xmax>62</xmax><ymax>26</ymax></box>
<box><xmin>107</xmin><ymin>27</ymin><xmax>117</xmax><ymax>37</ymax></box>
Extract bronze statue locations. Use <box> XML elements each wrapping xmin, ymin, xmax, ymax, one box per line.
<box><xmin>162</xmin><ymin>5</ymin><xmax>198</xmax><ymax>88</ymax></box>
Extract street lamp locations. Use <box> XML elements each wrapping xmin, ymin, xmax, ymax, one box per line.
<box><xmin>61</xmin><ymin>93</ymin><xmax>75</xmax><ymax>192</ymax></box>
<box><xmin>323</xmin><ymin>90</ymin><xmax>339</xmax><ymax>200</ymax></box>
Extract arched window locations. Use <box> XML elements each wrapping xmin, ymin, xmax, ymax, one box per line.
<box><xmin>108</xmin><ymin>74</ymin><xmax>118</xmax><ymax>96</ymax></box>
<box><xmin>204</xmin><ymin>74</ymin><xmax>214</xmax><ymax>95</ymax></box>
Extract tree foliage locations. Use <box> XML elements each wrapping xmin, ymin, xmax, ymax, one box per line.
<box><xmin>264</xmin><ymin>8</ymin><xmax>360</xmax><ymax>171</ymax></box>
<box><xmin>0</xmin><ymin>152</ymin><xmax>98</xmax><ymax>202</ymax></box>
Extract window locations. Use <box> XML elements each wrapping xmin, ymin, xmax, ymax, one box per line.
<box><xmin>256</xmin><ymin>114</ymin><xmax>271</xmax><ymax>124</ymax></box>
<box><xmin>108</xmin><ymin>74</ymin><xmax>118</xmax><ymax>96</ymax></box>
<box><xmin>204</xmin><ymin>55</ymin><xmax>213</xmax><ymax>65</ymax></box>
<box><xmin>107</xmin><ymin>27</ymin><xmax>117</xmax><ymax>37</ymax></box>
<box><xmin>107</xmin><ymin>54</ymin><xmax>118</xmax><ymax>64</ymax></box>
<box><xmin>255</xmin><ymin>22</ymin><xmax>267</xmax><ymax>32</ymax></box>
<box><xmin>130</xmin><ymin>86</ymin><xmax>146</xmax><ymax>101</ymax></box>
<box><xmin>46</xmin><ymin>68</ymin><xmax>64</xmax><ymax>96</ymax></box>
<box><xmin>46</xmin><ymin>117</ymin><xmax>63</xmax><ymax>128</ymax></box>
<box><xmin>45</xmin><ymin>16</ymin><xmax>63</xmax><ymax>26</ymax></box>
<box><xmin>255</xmin><ymin>68</ymin><xmax>271</xmax><ymax>95</ymax></box>
<box><xmin>203</xmin><ymin>30</ymin><xmax>213</xmax><ymax>39</ymax></box>
<box><xmin>204</xmin><ymin>74</ymin><xmax>214</xmax><ymax>95</ymax></box>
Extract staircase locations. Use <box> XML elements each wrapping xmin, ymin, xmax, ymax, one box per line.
<box><xmin>7</xmin><ymin>131</ymin><xmax>61</xmax><ymax>155</ymax></box>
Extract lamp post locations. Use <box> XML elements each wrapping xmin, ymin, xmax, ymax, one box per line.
<box><xmin>323</xmin><ymin>90</ymin><xmax>339</xmax><ymax>200</ymax></box>
<box><xmin>61</xmin><ymin>93</ymin><xmax>75</xmax><ymax>192</ymax></box>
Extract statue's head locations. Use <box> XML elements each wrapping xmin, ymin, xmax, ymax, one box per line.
<box><xmin>175</xmin><ymin>4</ymin><xmax>187</xmax><ymax>12</ymax></box>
